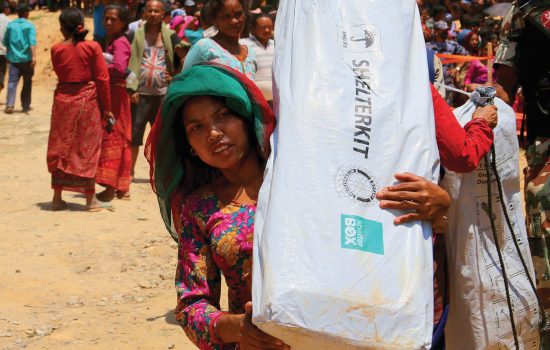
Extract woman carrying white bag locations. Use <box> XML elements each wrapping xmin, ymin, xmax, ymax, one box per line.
<box><xmin>145</xmin><ymin>63</ymin><xmax>453</xmax><ymax>350</ymax></box>
<box><xmin>144</xmin><ymin>2</ymin><xmax>501</xmax><ymax>350</ymax></box>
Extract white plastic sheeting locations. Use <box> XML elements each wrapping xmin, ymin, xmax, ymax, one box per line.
<box><xmin>252</xmin><ymin>0</ymin><xmax>439</xmax><ymax>348</ymax></box>
<box><xmin>443</xmin><ymin>98</ymin><xmax>540</xmax><ymax>350</ymax></box>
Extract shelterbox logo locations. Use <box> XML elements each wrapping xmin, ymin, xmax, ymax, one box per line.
<box><xmin>341</xmin><ymin>214</ymin><xmax>384</xmax><ymax>255</ymax></box>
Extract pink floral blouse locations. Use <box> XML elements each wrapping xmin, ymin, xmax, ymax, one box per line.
<box><xmin>175</xmin><ymin>185</ymin><xmax>255</xmax><ymax>350</ymax></box>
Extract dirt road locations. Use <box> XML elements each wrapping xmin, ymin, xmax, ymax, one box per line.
<box><xmin>0</xmin><ymin>10</ymin><xmax>203</xmax><ymax>350</ymax></box>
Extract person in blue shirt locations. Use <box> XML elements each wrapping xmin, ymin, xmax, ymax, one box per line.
<box><xmin>3</xmin><ymin>4</ymin><xmax>36</xmax><ymax>114</ymax></box>
<box><xmin>93</xmin><ymin>0</ymin><xmax>109</xmax><ymax>48</ymax></box>
<box><xmin>425</xmin><ymin>20</ymin><xmax>469</xmax><ymax>106</ymax></box>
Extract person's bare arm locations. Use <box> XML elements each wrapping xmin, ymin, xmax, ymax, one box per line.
<box><xmin>216</xmin><ymin>303</ymin><xmax>289</xmax><ymax>350</ymax></box>
<box><xmin>496</xmin><ymin>65</ymin><xmax>519</xmax><ymax>106</ymax></box>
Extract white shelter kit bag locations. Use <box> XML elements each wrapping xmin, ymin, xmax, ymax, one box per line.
<box><xmin>253</xmin><ymin>0</ymin><xmax>440</xmax><ymax>348</ymax></box>
<box><xmin>442</xmin><ymin>96</ymin><xmax>541</xmax><ymax>350</ymax></box>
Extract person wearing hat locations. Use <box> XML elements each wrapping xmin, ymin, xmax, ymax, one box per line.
<box><xmin>3</xmin><ymin>3</ymin><xmax>35</xmax><ymax>114</ymax></box>
<box><xmin>426</xmin><ymin>20</ymin><xmax>469</xmax><ymax>105</ymax></box>
<box><xmin>171</xmin><ymin>7</ymin><xmax>185</xmax><ymax>19</ymax></box>
<box><xmin>183</xmin><ymin>0</ymin><xmax>196</xmax><ymax>14</ymax></box>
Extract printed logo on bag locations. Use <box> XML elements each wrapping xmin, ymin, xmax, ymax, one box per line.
<box><xmin>341</xmin><ymin>214</ymin><xmax>384</xmax><ymax>255</ymax></box>
<box><xmin>339</xmin><ymin>24</ymin><xmax>381</xmax><ymax>53</ymax></box>
<box><xmin>336</xmin><ymin>165</ymin><xmax>378</xmax><ymax>206</ymax></box>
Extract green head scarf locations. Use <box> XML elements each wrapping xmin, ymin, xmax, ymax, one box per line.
<box><xmin>145</xmin><ymin>62</ymin><xmax>276</xmax><ymax>241</ymax></box>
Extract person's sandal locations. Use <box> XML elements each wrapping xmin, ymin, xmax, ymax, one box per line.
<box><xmin>4</xmin><ymin>107</ymin><xmax>14</xmax><ymax>114</ymax></box>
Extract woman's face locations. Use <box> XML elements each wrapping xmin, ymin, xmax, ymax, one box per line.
<box><xmin>252</xmin><ymin>17</ymin><xmax>274</xmax><ymax>43</ymax></box>
<box><xmin>104</xmin><ymin>9</ymin><xmax>125</xmax><ymax>36</ymax></box>
<box><xmin>215</xmin><ymin>0</ymin><xmax>245</xmax><ymax>38</ymax></box>
<box><xmin>182</xmin><ymin>96</ymin><xmax>252</xmax><ymax>171</ymax></box>
<box><xmin>420</xmin><ymin>8</ymin><xmax>429</xmax><ymax>22</ymax></box>
<box><xmin>480</xmin><ymin>44</ymin><xmax>488</xmax><ymax>56</ymax></box>
<box><xmin>468</xmin><ymin>33</ymin><xmax>479</xmax><ymax>50</ymax></box>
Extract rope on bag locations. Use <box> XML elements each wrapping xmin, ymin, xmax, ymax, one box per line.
<box><xmin>483</xmin><ymin>150</ymin><xmax>520</xmax><ymax>349</ymax></box>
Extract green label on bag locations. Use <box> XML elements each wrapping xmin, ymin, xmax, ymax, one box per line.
<box><xmin>341</xmin><ymin>214</ymin><xmax>384</xmax><ymax>255</ymax></box>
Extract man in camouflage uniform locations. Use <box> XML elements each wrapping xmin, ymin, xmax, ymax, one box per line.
<box><xmin>495</xmin><ymin>0</ymin><xmax>550</xmax><ymax>315</ymax></box>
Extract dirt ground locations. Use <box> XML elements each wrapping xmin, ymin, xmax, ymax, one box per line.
<box><xmin>0</xmin><ymin>10</ymin><xmax>219</xmax><ymax>350</ymax></box>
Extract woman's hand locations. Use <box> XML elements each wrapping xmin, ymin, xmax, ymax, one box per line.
<box><xmin>129</xmin><ymin>92</ymin><xmax>139</xmax><ymax>104</ymax></box>
<box><xmin>239</xmin><ymin>302</ymin><xmax>290</xmax><ymax>350</ymax></box>
<box><xmin>164</xmin><ymin>71</ymin><xmax>172</xmax><ymax>84</ymax></box>
<box><xmin>376</xmin><ymin>173</ymin><xmax>450</xmax><ymax>228</ymax></box>
<box><xmin>103</xmin><ymin>111</ymin><xmax>115</xmax><ymax>133</ymax></box>
<box><xmin>473</xmin><ymin>104</ymin><xmax>498</xmax><ymax>129</ymax></box>
<box><xmin>103</xmin><ymin>111</ymin><xmax>114</xmax><ymax>122</ymax></box>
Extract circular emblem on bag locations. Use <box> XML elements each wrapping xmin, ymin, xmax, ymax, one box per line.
<box><xmin>336</xmin><ymin>165</ymin><xmax>378</xmax><ymax>206</ymax></box>
<box><xmin>542</xmin><ymin>10</ymin><xmax>550</xmax><ymax>30</ymax></box>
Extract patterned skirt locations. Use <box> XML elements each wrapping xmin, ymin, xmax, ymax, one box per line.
<box><xmin>47</xmin><ymin>82</ymin><xmax>102</xmax><ymax>194</ymax></box>
<box><xmin>96</xmin><ymin>84</ymin><xmax>132</xmax><ymax>192</ymax></box>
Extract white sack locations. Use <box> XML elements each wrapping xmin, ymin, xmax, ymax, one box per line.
<box><xmin>442</xmin><ymin>98</ymin><xmax>540</xmax><ymax>349</ymax></box>
<box><xmin>253</xmin><ymin>1</ymin><xmax>440</xmax><ymax>349</ymax></box>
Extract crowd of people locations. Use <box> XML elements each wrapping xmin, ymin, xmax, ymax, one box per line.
<box><xmin>38</xmin><ymin>0</ymin><xmax>277</xmax><ymax>211</ymax></box>
<box><xmin>0</xmin><ymin>0</ymin><xmax>543</xmax><ymax>348</ymax></box>
<box><xmin>420</xmin><ymin>0</ymin><xmax>508</xmax><ymax>107</ymax></box>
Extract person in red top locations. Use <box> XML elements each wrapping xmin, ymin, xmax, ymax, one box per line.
<box><xmin>95</xmin><ymin>4</ymin><xmax>133</xmax><ymax>202</ymax></box>
<box><xmin>431</xmin><ymin>84</ymin><xmax>496</xmax><ymax>173</ymax></box>
<box><xmin>377</xmin><ymin>84</ymin><xmax>497</xmax><ymax>225</ymax></box>
<box><xmin>46</xmin><ymin>8</ymin><xmax>113</xmax><ymax>211</ymax></box>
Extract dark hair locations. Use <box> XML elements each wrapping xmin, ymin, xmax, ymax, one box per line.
<box><xmin>104</xmin><ymin>4</ymin><xmax>131</xmax><ymax>33</ymax></box>
<box><xmin>205</xmin><ymin>0</ymin><xmax>249</xmax><ymax>23</ymax></box>
<box><xmin>59</xmin><ymin>8</ymin><xmax>89</xmax><ymax>44</ymax></box>
<box><xmin>200</xmin><ymin>5</ymin><xmax>212</xmax><ymax>27</ymax></box>
<box><xmin>250</xmin><ymin>12</ymin><xmax>271</xmax><ymax>28</ymax></box>
<box><xmin>432</xmin><ymin>5</ymin><xmax>447</xmax><ymax>17</ymax></box>
<box><xmin>450</xmin><ymin>3</ymin><xmax>461</xmax><ymax>13</ymax></box>
<box><xmin>461</xmin><ymin>14</ymin><xmax>481</xmax><ymax>29</ymax></box>
<box><xmin>17</xmin><ymin>3</ymin><xmax>29</xmax><ymax>17</ymax></box>
<box><xmin>0</xmin><ymin>1</ymin><xmax>8</xmax><ymax>12</ymax></box>
<box><xmin>260</xmin><ymin>4</ymin><xmax>273</xmax><ymax>13</ymax></box>
<box><xmin>481</xmin><ymin>33</ymin><xmax>498</xmax><ymax>48</ymax></box>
